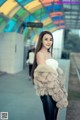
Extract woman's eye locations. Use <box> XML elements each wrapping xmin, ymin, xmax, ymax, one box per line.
<box><xmin>50</xmin><ymin>39</ymin><xmax>53</xmax><ymax>41</ymax></box>
<box><xmin>44</xmin><ymin>38</ymin><xmax>52</xmax><ymax>41</ymax></box>
<box><xmin>45</xmin><ymin>38</ymin><xmax>48</xmax><ymax>40</ymax></box>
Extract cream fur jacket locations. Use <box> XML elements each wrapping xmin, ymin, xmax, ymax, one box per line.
<box><xmin>34</xmin><ymin>64</ymin><xmax>68</xmax><ymax>109</ymax></box>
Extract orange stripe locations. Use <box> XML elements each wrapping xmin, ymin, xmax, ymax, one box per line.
<box><xmin>40</xmin><ymin>0</ymin><xmax>59</xmax><ymax>4</ymax></box>
<box><xmin>53</xmin><ymin>20</ymin><xmax>64</xmax><ymax>24</ymax></box>
<box><xmin>50</xmin><ymin>12</ymin><xmax>63</xmax><ymax>17</ymax></box>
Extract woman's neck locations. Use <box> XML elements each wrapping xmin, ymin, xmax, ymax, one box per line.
<box><xmin>41</xmin><ymin>47</ymin><xmax>48</xmax><ymax>53</ymax></box>
<box><xmin>40</xmin><ymin>47</ymin><xmax>51</xmax><ymax>60</ymax></box>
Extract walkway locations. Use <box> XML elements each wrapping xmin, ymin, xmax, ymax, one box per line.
<box><xmin>0</xmin><ymin>59</ymin><xmax>70</xmax><ymax>120</ymax></box>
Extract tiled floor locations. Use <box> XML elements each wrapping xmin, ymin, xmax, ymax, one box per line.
<box><xmin>0</xmin><ymin>59</ymin><xmax>70</xmax><ymax>120</ymax></box>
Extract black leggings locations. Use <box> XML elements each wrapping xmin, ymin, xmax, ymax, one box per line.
<box><xmin>29</xmin><ymin>64</ymin><xmax>32</xmax><ymax>76</ymax></box>
<box><xmin>40</xmin><ymin>95</ymin><xmax>58</xmax><ymax>120</ymax></box>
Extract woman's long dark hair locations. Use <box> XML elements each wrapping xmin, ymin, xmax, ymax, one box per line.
<box><xmin>31</xmin><ymin>31</ymin><xmax>53</xmax><ymax>79</ymax></box>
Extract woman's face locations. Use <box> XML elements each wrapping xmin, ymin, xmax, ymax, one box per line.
<box><xmin>42</xmin><ymin>33</ymin><xmax>53</xmax><ymax>49</ymax></box>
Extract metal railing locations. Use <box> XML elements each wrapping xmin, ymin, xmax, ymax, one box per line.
<box><xmin>72</xmin><ymin>57</ymin><xmax>80</xmax><ymax>82</ymax></box>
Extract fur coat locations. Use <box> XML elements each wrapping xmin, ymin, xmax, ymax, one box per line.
<box><xmin>34</xmin><ymin>64</ymin><xmax>68</xmax><ymax>109</ymax></box>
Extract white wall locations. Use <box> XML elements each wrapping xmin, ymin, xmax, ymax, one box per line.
<box><xmin>0</xmin><ymin>32</ymin><xmax>24</xmax><ymax>74</ymax></box>
<box><xmin>52</xmin><ymin>29</ymin><xmax>64</xmax><ymax>59</ymax></box>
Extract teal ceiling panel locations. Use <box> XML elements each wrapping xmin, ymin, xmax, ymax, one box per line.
<box><xmin>16</xmin><ymin>0</ymin><xmax>32</xmax><ymax>6</ymax></box>
<box><xmin>0</xmin><ymin>18</ymin><xmax>3</xmax><ymax>23</ymax></box>
<box><xmin>4</xmin><ymin>20</ymin><xmax>16</xmax><ymax>32</ymax></box>
<box><xmin>24</xmin><ymin>15</ymin><xmax>35</xmax><ymax>22</ymax></box>
<box><xmin>0</xmin><ymin>21</ymin><xmax>7</xmax><ymax>32</ymax></box>
<box><xmin>16</xmin><ymin>8</ymin><xmax>29</xmax><ymax>20</ymax></box>
<box><xmin>0</xmin><ymin>0</ymin><xmax>6</xmax><ymax>6</ymax></box>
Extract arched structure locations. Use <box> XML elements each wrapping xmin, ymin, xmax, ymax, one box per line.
<box><xmin>0</xmin><ymin>0</ymin><xmax>79</xmax><ymax>44</ymax></box>
<box><xmin>0</xmin><ymin>0</ymin><xmax>65</xmax><ymax>43</ymax></box>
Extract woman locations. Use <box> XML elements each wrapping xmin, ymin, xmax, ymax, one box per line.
<box><xmin>26</xmin><ymin>46</ymin><xmax>35</xmax><ymax>80</ymax></box>
<box><xmin>31</xmin><ymin>31</ymin><xmax>68</xmax><ymax>120</ymax></box>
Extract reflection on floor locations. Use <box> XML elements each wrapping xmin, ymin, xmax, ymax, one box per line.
<box><xmin>0</xmin><ymin>71</ymin><xmax>6</xmax><ymax>76</ymax></box>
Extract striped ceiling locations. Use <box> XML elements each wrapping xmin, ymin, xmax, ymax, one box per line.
<box><xmin>0</xmin><ymin>0</ymin><xmax>64</xmax><ymax>33</ymax></box>
<box><xmin>1</xmin><ymin>0</ymin><xmax>79</xmax><ymax>44</ymax></box>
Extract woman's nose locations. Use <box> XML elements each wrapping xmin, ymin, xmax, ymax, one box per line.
<box><xmin>48</xmin><ymin>40</ymin><xmax>51</xmax><ymax>44</ymax></box>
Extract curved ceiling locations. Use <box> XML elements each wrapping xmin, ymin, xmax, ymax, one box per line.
<box><xmin>0</xmin><ymin>0</ymin><xmax>65</xmax><ymax>33</ymax></box>
<box><xmin>0</xmin><ymin>0</ymin><xmax>79</xmax><ymax>44</ymax></box>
